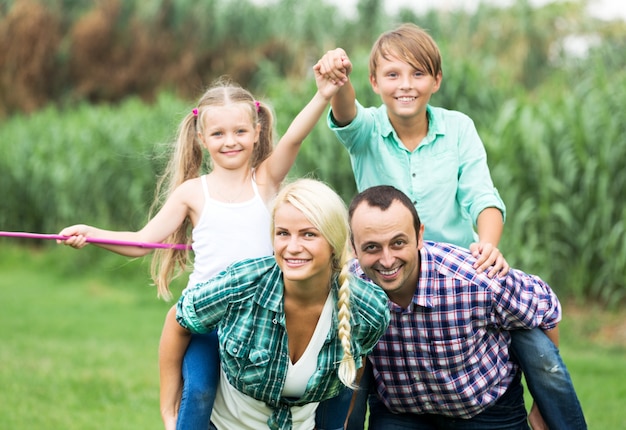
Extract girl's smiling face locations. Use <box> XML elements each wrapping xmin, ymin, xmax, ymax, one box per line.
<box><xmin>198</xmin><ymin>103</ymin><xmax>260</xmax><ymax>170</ymax></box>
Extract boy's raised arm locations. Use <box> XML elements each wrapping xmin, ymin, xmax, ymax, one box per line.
<box><xmin>314</xmin><ymin>48</ymin><xmax>357</xmax><ymax>126</ymax></box>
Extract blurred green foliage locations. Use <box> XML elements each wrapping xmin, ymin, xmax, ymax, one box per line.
<box><xmin>1</xmin><ymin>0</ymin><xmax>625</xmax><ymax>306</ymax></box>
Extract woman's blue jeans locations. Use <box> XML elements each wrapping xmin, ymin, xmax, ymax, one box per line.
<box><xmin>176</xmin><ymin>330</ymin><xmax>219</xmax><ymax>430</ymax></box>
<box><xmin>347</xmin><ymin>328</ymin><xmax>587</xmax><ymax>430</ymax></box>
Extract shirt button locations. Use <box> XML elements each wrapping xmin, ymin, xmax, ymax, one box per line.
<box><xmin>412</xmin><ymin>173</ymin><xmax>416</xmax><ymax>177</ymax></box>
<box><xmin>272</xmin><ymin>319</ymin><xmax>278</xmax><ymax>324</ymax></box>
<box><xmin>233</xmin><ymin>347</ymin><xmax>238</xmax><ymax>353</ymax></box>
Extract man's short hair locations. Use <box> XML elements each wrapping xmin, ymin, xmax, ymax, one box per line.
<box><xmin>349</xmin><ymin>185</ymin><xmax>421</xmax><ymax>242</ymax></box>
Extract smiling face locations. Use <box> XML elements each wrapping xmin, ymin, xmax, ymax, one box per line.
<box><xmin>370</xmin><ymin>53</ymin><xmax>441</xmax><ymax>124</ymax></box>
<box><xmin>350</xmin><ymin>199</ymin><xmax>423</xmax><ymax>307</ymax></box>
<box><xmin>273</xmin><ymin>202</ymin><xmax>335</xmax><ymax>288</ymax></box>
<box><xmin>198</xmin><ymin>103</ymin><xmax>260</xmax><ymax>170</ymax></box>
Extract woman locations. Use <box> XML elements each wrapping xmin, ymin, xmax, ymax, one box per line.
<box><xmin>161</xmin><ymin>178</ymin><xmax>390</xmax><ymax>430</ymax></box>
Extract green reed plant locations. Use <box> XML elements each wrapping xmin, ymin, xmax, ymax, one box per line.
<box><xmin>0</xmin><ymin>93</ymin><xmax>187</xmax><ymax>236</ymax></box>
<box><xmin>483</xmin><ymin>65</ymin><xmax>626</xmax><ymax>306</ymax></box>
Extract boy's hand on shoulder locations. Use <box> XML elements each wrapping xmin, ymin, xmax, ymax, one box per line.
<box><xmin>470</xmin><ymin>242</ymin><xmax>510</xmax><ymax>278</ymax></box>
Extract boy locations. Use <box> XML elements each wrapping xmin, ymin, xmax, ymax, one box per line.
<box><xmin>314</xmin><ymin>23</ymin><xmax>586</xmax><ymax>430</ymax></box>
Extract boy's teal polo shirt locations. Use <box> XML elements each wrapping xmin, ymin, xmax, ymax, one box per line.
<box><xmin>328</xmin><ymin>101</ymin><xmax>505</xmax><ymax>249</ymax></box>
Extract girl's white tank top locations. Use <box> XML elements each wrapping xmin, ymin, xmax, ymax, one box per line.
<box><xmin>185</xmin><ymin>174</ymin><xmax>273</xmax><ymax>292</ymax></box>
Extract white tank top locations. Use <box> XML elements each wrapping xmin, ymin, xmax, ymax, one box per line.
<box><xmin>282</xmin><ymin>292</ymin><xmax>333</xmax><ymax>397</ymax></box>
<box><xmin>185</xmin><ymin>174</ymin><xmax>273</xmax><ymax>292</ymax></box>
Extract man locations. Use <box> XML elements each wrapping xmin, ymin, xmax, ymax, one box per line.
<box><xmin>347</xmin><ymin>185</ymin><xmax>565</xmax><ymax>430</ymax></box>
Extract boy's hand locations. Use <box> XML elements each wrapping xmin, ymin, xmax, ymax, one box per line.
<box><xmin>314</xmin><ymin>48</ymin><xmax>352</xmax><ymax>85</ymax></box>
<box><xmin>469</xmin><ymin>241</ymin><xmax>509</xmax><ymax>278</ymax></box>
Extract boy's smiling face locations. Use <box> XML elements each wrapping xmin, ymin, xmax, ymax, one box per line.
<box><xmin>370</xmin><ymin>53</ymin><xmax>442</xmax><ymax>123</ymax></box>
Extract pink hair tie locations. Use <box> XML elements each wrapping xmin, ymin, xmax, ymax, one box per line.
<box><xmin>254</xmin><ymin>101</ymin><xmax>260</xmax><ymax>112</ymax></box>
<box><xmin>192</xmin><ymin>108</ymin><xmax>198</xmax><ymax>117</ymax></box>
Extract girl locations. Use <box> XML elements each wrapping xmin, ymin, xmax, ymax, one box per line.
<box><xmin>58</xmin><ymin>76</ymin><xmax>341</xmax><ymax>429</ymax></box>
<box><xmin>164</xmin><ymin>178</ymin><xmax>390</xmax><ymax>430</ymax></box>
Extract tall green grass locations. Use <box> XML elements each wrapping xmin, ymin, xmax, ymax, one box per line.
<box><xmin>483</xmin><ymin>61</ymin><xmax>626</xmax><ymax>305</ymax></box>
<box><xmin>0</xmin><ymin>93</ymin><xmax>187</xmax><ymax>234</ymax></box>
<box><xmin>3</xmin><ymin>67</ymin><xmax>625</xmax><ymax>305</ymax></box>
<box><xmin>1</xmin><ymin>4</ymin><xmax>625</xmax><ymax>305</ymax></box>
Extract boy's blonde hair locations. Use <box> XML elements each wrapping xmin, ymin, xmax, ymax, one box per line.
<box><xmin>369</xmin><ymin>23</ymin><xmax>442</xmax><ymax>79</ymax></box>
<box><xmin>151</xmin><ymin>77</ymin><xmax>276</xmax><ymax>300</ymax></box>
<box><xmin>271</xmin><ymin>178</ymin><xmax>358</xmax><ymax>388</ymax></box>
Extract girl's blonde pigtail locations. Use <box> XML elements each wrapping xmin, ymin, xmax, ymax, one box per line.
<box><xmin>150</xmin><ymin>112</ymin><xmax>201</xmax><ymax>300</ymax></box>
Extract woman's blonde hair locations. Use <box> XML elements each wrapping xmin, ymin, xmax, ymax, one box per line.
<box><xmin>369</xmin><ymin>22</ymin><xmax>442</xmax><ymax>79</ymax></box>
<box><xmin>150</xmin><ymin>77</ymin><xmax>276</xmax><ymax>300</ymax></box>
<box><xmin>271</xmin><ymin>178</ymin><xmax>358</xmax><ymax>388</ymax></box>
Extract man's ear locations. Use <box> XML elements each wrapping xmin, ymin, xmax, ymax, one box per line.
<box><xmin>417</xmin><ymin>224</ymin><xmax>425</xmax><ymax>249</ymax></box>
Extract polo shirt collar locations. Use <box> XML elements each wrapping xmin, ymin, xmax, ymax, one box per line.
<box><xmin>377</xmin><ymin>104</ymin><xmax>444</xmax><ymax>146</ymax></box>
<box><xmin>377</xmin><ymin>104</ymin><xmax>395</xmax><ymax>138</ymax></box>
<box><xmin>425</xmin><ymin>104</ymin><xmax>445</xmax><ymax>140</ymax></box>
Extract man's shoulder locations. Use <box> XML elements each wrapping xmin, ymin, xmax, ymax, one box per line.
<box><xmin>422</xmin><ymin>241</ymin><xmax>479</xmax><ymax>276</ymax></box>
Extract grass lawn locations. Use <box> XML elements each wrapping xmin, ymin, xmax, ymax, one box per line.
<box><xmin>1</xmin><ymin>243</ymin><xmax>625</xmax><ymax>429</ymax></box>
<box><xmin>0</xmin><ymin>244</ymin><xmax>174</xmax><ymax>429</ymax></box>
